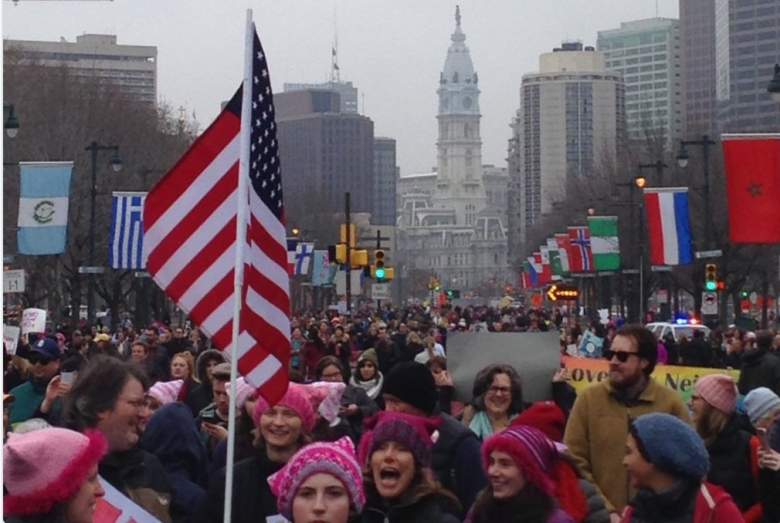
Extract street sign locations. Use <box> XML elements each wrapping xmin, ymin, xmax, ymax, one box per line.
<box><xmin>371</xmin><ymin>283</ymin><xmax>390</xmax><ymax>301</ymax></box>
<box><xmin>3</xmin><ymin>269</ymin><xmax>26</xmax><ymax>293</ymax></box>
<box><xmin>621</xmin><ymin>269</ymin><xmax>640</xmax><ymax>275</ymax></box>
<box><xmin>134</xmin><ymin>271</ymin><xmax>151</xmax><ymax>278</ymax></box>
<box><xmin>749</xmin><ymin>291</ymin><xmax>758</xmax><ymax>305</ymax></box>
<box><xmin>651</xmin><ymin>265</ymin><xmax>673</xmax><ymax>272</ymax></box>
<box><xmin>702</xmin><ymin>291</ymin><xmax>718</xmax><ymax>315</ymax></box>
<box><xmin>695</xmin><ymin>250</ymin><xmax>723</xmax><ymax>259</ymax></box>
<box><xmin>546</xmin><ymin>284</ymin><xmax>579</xmax><ymax>301</ymax></box>
<box><xmin>78</xmin><ymin>266</ymin><xmax>105</xmax><ymax>274</ymax></box>
<box><xmin>657</xmin><ymin>289</ymin><xmax>669</xmax><ymax>304</ymax></box>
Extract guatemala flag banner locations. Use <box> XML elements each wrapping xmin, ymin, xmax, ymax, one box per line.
<box><xmin>17</xmin><ymin>162</ymin><xmax>73</xmax><ymax>255</ymax></box>
<box><xmin>109</xmin><ymin>192</ymin><xmax>147</xmax><ymax>269</ymax></box>
<box><xmin>643</xmin><ymin>187</ymin><xmax>694</xmax><ymax>266</ymax></box>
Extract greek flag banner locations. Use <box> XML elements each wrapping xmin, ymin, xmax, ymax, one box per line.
<box><xmin>17</xmin><ymin>161</ymin><xmax>73</xmax><ymax>255</ymax></box>
<box><xmin>109</xmin><ymin>192</ymin><xmax>147</xmax><ymax>269</ymax></box>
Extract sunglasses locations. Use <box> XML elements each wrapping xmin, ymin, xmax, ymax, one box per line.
<box><xmin>603</xmin><ymin>349</ymin><xmax>640</xmax><ymax>363</ymax></box>
<box><xmin>29</xmin><ymin>354</ymin><xmax>54</xmax><ymax>365</ymax></box>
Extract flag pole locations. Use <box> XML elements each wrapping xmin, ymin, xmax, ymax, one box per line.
<box><xmin>224</xmin><ymin>9</ymin><xmax>254</xmax><ymax>523</ymax></box>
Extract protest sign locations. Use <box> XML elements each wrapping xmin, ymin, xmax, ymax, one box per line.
<box><xmin>3</xmin><ymin>325</ymin><xmax>20</xmax><ymax>355</ymax></box>
<box><xmin>447</xmin><ymin>332</ymin><xmax>561</xmax><ymax>402</ymax></box>
<box><xmin>94</xmin><ymin>476</ymin><xmax>160</xmax><ymax>523</ymax></box>
<box><xmin>20</xmin><ymin>308</ymin><xmax>46</xmax><ymax>335</ymax></box>
<box><xmin>561</xmin><ymin>356</ymin><xmax>740</xmax><ymax>403</ymax></box>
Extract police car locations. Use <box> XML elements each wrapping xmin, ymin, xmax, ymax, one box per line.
<box><xmin>646</xmin><ymin>320</ymin><xmax>711</xmax><ymax>342</ymax></box>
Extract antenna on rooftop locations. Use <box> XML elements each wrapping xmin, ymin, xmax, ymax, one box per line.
<box><xmin>331</xmin><ymin>6</ymin><xmax>340</xmax><ymax>83</ymax></box>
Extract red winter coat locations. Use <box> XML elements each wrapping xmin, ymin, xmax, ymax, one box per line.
<box><xmin>620</xmin><ymin>482</ymin><xmax>744</xmax><ymax>523</ymax></box>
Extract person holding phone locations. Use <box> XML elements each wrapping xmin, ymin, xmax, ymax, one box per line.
<box><xmin>744</xmin><ymin>387</ymin><xmax>780</xmax><ymax>522</ymax></box>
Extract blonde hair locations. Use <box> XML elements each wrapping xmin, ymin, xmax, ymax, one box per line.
<box><xmin>171</xmin><ymin>351</ymin><xmax>197</xmax><ymax>381</ymax></box>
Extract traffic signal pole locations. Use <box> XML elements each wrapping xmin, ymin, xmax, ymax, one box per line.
<box><xmin>376</xmin><ymin>230</ymin><xmax>382</xmax><ymax>311</ymax></box>
<box><xmin>345</xmin><ymin>192</ymin><xmax>352</xmax><ymax>313</ymax></box>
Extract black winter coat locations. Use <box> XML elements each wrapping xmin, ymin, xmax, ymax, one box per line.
<box><xmin>196</xmin><ymin>452</ymin><xmax>284</xmax><ymax>523</ymax></box>
<box><xmin>705</xmin><ymin>415</ymin><xmax>756</xmax><ymax>511</ymax></box>
<box><xmin>431</xmin><ymin>413</ymin><xmax>487</xmax><ymax>514</ymax></box>
<box><xmin>738</xmin><ymin>349</ymin><xmax>780</xmax><ymax>395</ymax></box>
<box><xmin>100</xmin><ymin>448</ymin><xmax>174</xmax><ymax>523</ymax></box>
<box><xmin>360</xmin><ymin>491</ymin><xmax>460</xmax><ymax>523</ymax></box>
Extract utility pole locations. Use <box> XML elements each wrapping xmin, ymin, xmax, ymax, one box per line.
<box><xmin>344</xmin><ymin>192</ymin><xmax>351</xmax><ymax>313</ymax></box>
<box><xmin>376</xmin><ymin>229</ymin><xmax>382</xmax><ymax>311</ymax></box>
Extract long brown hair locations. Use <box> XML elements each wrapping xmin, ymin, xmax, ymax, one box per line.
<box><xmin>694</xmin><ymin>402</ymin><xmax>730</xmax><ymax>446</ymax></box>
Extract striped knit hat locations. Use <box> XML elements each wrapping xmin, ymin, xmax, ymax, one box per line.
<box><xmin>268</xmin><ymin>437</ymin><xmax>365</xmax><ymax>520</ymax></box>
<box><xmin>148</xmin><ymin>380</ymin><xmax>184</xmax><ymax>406</ymax></box>
<box><xmin>482</xmin><ymin>425</ymin><xmax>558</xmax><ymax>496</ymax></box>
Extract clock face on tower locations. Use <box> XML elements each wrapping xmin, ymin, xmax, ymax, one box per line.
<box><xmin>462</xmin><ymin>96</ymin><xmax>472</xmax><ymax>109</ymax></box>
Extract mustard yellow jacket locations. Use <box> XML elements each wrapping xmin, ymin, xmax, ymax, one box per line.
<box><xmin>563</xmin><ymin>378</ymin><xmax>690</xmax><ymax>513</ymax></box>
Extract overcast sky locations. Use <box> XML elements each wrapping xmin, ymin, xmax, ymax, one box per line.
<box><xmin>3</xmin><ymin>0</ymin><xmax>678</xmax><ymax>175</ymax></box>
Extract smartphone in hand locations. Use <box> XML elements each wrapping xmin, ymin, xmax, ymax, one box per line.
<box><xmin>757</xmin><ymin>427</ymin><xmax>769</xmax><ymax>450</ymax></box>
<box><xmin>60</xmin><ymin>371</ymin><xmax>77</xmax><ymax>386</ymax></box>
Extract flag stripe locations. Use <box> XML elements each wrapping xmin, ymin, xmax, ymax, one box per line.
<box><xmin>673</xmin><ymin>192</ymin><xmax>694</xmax><ymax>265</ymax></box>
<box><xmin>658</xmin><ymin>193</ymin><xmax>679</xmax><ymax>264</ymax></box>
<box><xmin>645</xmin><ymin>193</ymin><xmax>664</xmax><ymax>265</ymax></box>
<box><xmin>144</xmin><ymin>112</ymin><xmax>240</xmax><ymax>229</ymax></box>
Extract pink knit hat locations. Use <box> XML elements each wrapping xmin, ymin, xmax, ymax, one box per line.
<box><xmin>227</xmin><ymin>377</ymin><xmax>257</xmax><ymax>410</ymax></box>
<box><xmin>358</xmin><ymin>411</ymin><xmax>441</xmax><ymax>468</ymax></box>
<box><xmin>268</xmin><ymin>436</ymin><xmax>365</xmax><ymax>519</ymax></box>
<box><xmin>695</xmin><ymin>374</ymin><xmax>738</xmax><ymax>414</ymax></box>
<box><xmin>148</xmin><ymin>380</ymin><xmax>184</xmax><ymax>405</ymax></box>
<box><xmin>253</xmin><ymin>383</ymin><xmax>315</xmax><ymax>432</ymax></box>
<box><xmin>4</xmin><ymin>428</ymin><xmax>107</xmax><ymax>516</ymax></box>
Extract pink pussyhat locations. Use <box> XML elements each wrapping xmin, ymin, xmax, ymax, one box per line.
<box><xmin>227</xmin><ymin>377</ymin><xmax>257</xmax><ymax>410</ymax></box>
<box><xmin>4</xmin><ymin>428</ymin><xmax>107</xmax><ymax>516</ymax></box>
<box><xmin>268</xmin><ymin>437</ymin><xmax>365</xmax><ymax>520</ymax></box>
<box><xmin>148</xmin><ymin>380</ymin><xmax>184</xmax><ymax>405</ymax></box>
<box><xmin>253</xmin><ymin>382</ymin><xmax>315</xmax><ymax>432</ymax></box>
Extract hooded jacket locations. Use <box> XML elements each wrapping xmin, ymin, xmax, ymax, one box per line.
<box><xmin>185</xmin><ymin>350</ymin><xmax>225</xmax><ymax>416</ymax></box>
<box><xmin>141</xmin><ymin>403</ymin><xmax>209</xmax><ymax>522</ymax></box>
<box><xmin>620</xmin><ymin>482</ymin><xmax>744</xmax><ymax>523</ymax></box>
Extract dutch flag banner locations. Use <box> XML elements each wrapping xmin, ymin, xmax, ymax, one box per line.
<box><xmin>643</xmin><ymin>187</ymin><xmax>694</xmax><ymax>266</ymax></box>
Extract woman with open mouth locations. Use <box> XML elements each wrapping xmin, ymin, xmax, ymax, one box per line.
<box><xmin>359</xmin><ymin>411</ymin><xmax>461</xmax><ymax>523</ymax></box>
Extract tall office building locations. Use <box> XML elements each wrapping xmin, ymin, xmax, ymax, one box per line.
<box><xmin>598</xmin><ymin>18</ymin><xmax>684</xmax><ymax>147</ymax></box>
<box><xmin>275</xmin><ymin>89</ymin><xmax>374</xmax><ymax>214</ymax></box>
<box><xmin>284</xmin><ymin>81</ymin><xmax>359</xmax><ymax>114</ymax></box>
<box><xmin>373</xmin><ymin>137</ymin><xmax>398</xmax><ymax>226</ymax></box>
<box><xmin>681</xmin><ymin>0</ymin><xmax>718</xmax><ymax>136</ymax></box>
<box><xmin>397</xmin><ymin>7</ymin><xmax>510</xmax><ymax>292</ymax></box>
<box><xmin>4</xmin><ymin>34</ymin><xmax>157</xmax><ymax>104</ymax></box>
<box><xmin>714</xmin><ymin>0</ymin><xmax>780</xmax><ymax>132</ymax></box>
<box><xmin>509</xmin><ymin>42</ymin><xmax>624</xmax><ymax>250</ymax></box>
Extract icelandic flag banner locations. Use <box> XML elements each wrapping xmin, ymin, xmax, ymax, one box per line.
<box><xmin>294</xmin><ymin>242</ymin><xmax>314</xmax><ymax>275</ymax></box>
<box><xmin>17</xmin><ymin>162</ymin><xmax>73</xmax><ymax>255</ymax></box>
<box><xmin>109</xmin><ymin>192</ymin><xmax>147</xmax><ymax>269</ymax></box>
<box><xmin>643</xmin><ymin>188</ymin><xmax>694</xmax><ymax>266</ymax></box>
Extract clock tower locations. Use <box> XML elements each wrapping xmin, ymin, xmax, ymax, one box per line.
<box><xmin>434</xmin><ymin>5</ymin><xmax>486</xmax><ymax>226</ymax></box>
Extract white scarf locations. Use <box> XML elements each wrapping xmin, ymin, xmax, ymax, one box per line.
<box><xmin>349</xmin><ymin>371</ymin><xmax>384</xmax><ymax>400</ymax></box>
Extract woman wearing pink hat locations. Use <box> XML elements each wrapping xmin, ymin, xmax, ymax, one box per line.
<box><xmin>4</xmin><ymin>427</ymin><xmax>107</xmax><ymax>523</ymax></box>
<box><xmin>689</xmin><ymin>374</ymin><xmax>760</xmax><ymax>521</ymax></box>
<box><xmin>268</xmin><ymin>436</ymin><xmax>365</xmax><ymax>523</ymax></box>
<box><xmin>198</xmin><ymin>382</ymin><xmax>316</xmax><ymax>523</ymax></box>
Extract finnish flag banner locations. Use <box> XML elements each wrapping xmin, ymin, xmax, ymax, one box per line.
<box><xmin>109</xmin><ymin>192</ymin><xmax>147</xmax><ymax>269</ymax></box>
<box><xmin>17</xmin><ymin>161</ymin><xmax>73</xmax><ymax>255</ymax></box>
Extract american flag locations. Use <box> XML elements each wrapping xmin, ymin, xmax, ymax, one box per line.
<box><xmin>144</xmin><ymin>27</ymin><xmax>290</xmax><ymax>402</ymax></box>
<box><xmin>109</xmin><ymin>192</ymin><xmax>147</xmax><ymax>270</ymax></box>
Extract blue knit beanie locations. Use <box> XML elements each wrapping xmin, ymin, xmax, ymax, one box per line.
<box><xmin>631</xmin><ymin>413</ymin><xmax>709</xmax><ymax>480</ymax></box>
<box><xmin>743</xmin><ymin>387</ymin><xmax>780</xmax><ymax>426</ymax></box>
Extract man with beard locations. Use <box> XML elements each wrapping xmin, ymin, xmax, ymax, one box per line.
<box><xmin>563</xmin><ymin>324</ymin><xmax>688</xmax><ymax>522</ymax></box>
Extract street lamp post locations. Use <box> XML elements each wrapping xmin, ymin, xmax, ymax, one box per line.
<box><xmin>84</xmin><ymin>141</ymin><xmax>123</xmax><ymax>326</ymax></box>
<box><xmin>638</xmin><ymin>160</ymin><xmax>668</xmax><ymax>187</ymax></box>
<box><xmin>3</xmin><ymin>104</ymin><xmax>19</xmax><ymax>139</ymax></box>
<box><xmin>677</xmin><ymin>136</ymin><xmax>716</xmax><ymax>248</ymax></box>
<box><xmin>634</xmin><ymin>175</ymin><xmax>647</xmax><ymax>323</ymax></box>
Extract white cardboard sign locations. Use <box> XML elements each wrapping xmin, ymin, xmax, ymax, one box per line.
<box><xmin>3</xmin><ymin>325</ymin><xmax>20</xmax><ymax>355</ymax></box>
<box><xmin>21</xmin><ymin>308</ymin><xmax>46</xmax><ymax>335</ymax></box>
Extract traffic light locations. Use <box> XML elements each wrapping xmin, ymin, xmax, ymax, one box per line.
<box><xmin>717</xmin><ymin>280</ymin><xmax>726</xmax><ymax>291</ymax></box>
<box><xmin>374</xmin><ymin>249</ymin><xmax>386</xmax><ymax>280</ymax></box>
<box><xmin>705</xmin><ymin>264</ymin><xmax>717</xmax><ymax>291</ymax></box>
<box><xmin>334</xmin><ymin>244</ymin><xmax>347</xmax><ymax>264</ymax></box>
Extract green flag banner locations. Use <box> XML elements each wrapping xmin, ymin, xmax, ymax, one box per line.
<box><xmin>587</xmin><ymin>216</ymin><xmax>620</xmax><ymax>271</ymax></box>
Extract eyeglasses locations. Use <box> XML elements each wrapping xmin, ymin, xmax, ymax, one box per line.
<box><xmin>603</xmin><ymin>349</ymin><xmax>640</xmax><ymax>363</ymax></box>
<box><xmin>487</xmin><ymin>386</ymin><xmax>511</xmax><ymax>395</ymax></box>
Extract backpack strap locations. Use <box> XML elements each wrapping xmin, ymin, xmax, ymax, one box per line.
<box><xmin>700</xmin><ymin>483</ymin><xmax>716</xmax><ymax>509</ymax></box>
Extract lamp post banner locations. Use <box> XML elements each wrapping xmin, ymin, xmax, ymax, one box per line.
<box><xmin>16</xmin><ymin>161</ymin><xmax>73</xmax><ymax>255</ymax></box>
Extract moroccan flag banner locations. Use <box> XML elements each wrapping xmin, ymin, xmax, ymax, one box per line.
<box><xmin>587</xmin><ymin>216</ymin><xmax>620</xmax><ymax>271</ymax></box>
<box><xmin>722</xmin><ymin>134</ymin><xmax>780</xmax><ymax>244</ymax></box>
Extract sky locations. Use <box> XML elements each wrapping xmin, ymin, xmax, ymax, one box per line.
<box><xmin>2</xmin><ymin>0</ymin><xmax>679</xmax><ymax>175</ymax></box>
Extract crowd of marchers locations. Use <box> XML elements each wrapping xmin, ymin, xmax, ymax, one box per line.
<box><xmin>3</xmin><ymin>304</ymin><xmax>780</xmax><ymax>523</ymax></box>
